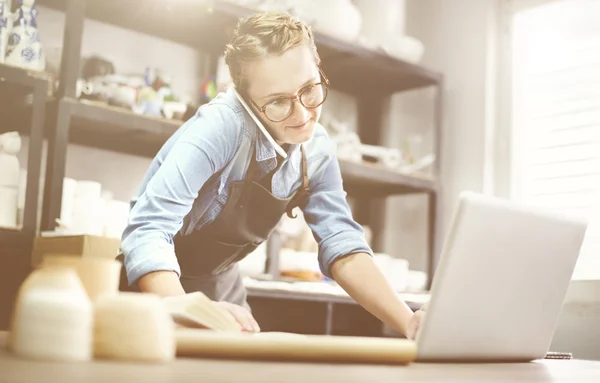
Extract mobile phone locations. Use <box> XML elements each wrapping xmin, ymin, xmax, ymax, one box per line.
<box><xmin>545</xmin><ymin>351</ymin><xmax>573</xmax><ymax>360</ymax></box>
<box><xmin>232</xmin><ymin>86</ymin><xmax>288</xmax><ymax>159</ymax></box>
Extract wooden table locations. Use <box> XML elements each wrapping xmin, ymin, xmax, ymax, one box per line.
<box><xmin>1</xmin><ymin>332</ymin><xmax>599</xmax><ymax>382</ymax></box>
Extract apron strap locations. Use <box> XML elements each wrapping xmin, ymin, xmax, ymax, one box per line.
<box><xmin>286</xmin><ymin>144</ymin><xmax>310</xmax><ymax>219</ymax></box>
<box><xmin>300</xmin><ymin>144</ymin><xmax>309</xmax><ymax>191</ymax></box>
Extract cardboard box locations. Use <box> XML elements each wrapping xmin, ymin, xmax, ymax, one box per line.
<box><xmin>31</xmin><ymin>234</ymin><xmax>121</xmax><ymax>267</ymax></box>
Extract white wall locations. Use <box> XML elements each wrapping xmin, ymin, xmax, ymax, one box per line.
<box><xmin>382</xmin><ymin>0</ymin><xmax>502</xmax><ymax>272</ymax></box>
<box><xmin>551</xmin><ymin>280</ymin><xmax>600</xmax><ymax>360</ymax></box>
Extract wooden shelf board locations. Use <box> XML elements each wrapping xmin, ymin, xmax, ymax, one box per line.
<box><xmin>246</xmin><ymin>285</ymin><xmax>427</xmax><ymax>311</ymax></box>
<box><xmin>340</xmin><ymin>160</ymin><xmax>437</xmax><ymax>196</ymax></box>
<box><xmin>0</xmin><ymin>64</ymin><xmax>50</xmax><ymax>119</ymax></box>
<box><xmin>3</xmin><ymin>97</ymin><xmax>436</xmax><ymax>195</ymax></box>
<box><xmin>66</xmin><ymin>100</ymin><xmax>437</xmax><ymax>195</ymax></box>
<box><xmin>2</xmin><ymin>96</ymin><xmax>436</xmax><ymax>196</ymax></box>
<box><xmin>64</xmin><ymin>98</ymin><xmax>181</xmax><ymax>156</ymax></box>
<box><xmin>0</xmin><ymin>227</ymin><xmax>34</xmax><ymax>251</ymax></box>
<box><xmin>0</xmin><ymin>226</ymin><xmax>24</xmax><ymax>237</ymax></box>
<box><xmin>37</xmin><ymin>0</ymin><xmax>442</xmax><ymax>95</ymax></box>
<box><xmin>0</xmin><ymin>63</ymin><xmax>50</xmax><ymax>88</ymax></box>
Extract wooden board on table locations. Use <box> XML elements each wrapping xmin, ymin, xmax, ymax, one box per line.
<box><xmin>163</xmin><ymin>292</ymin><xmax>242</xmax><ymax>332</ymax></box>
<box><xmin>175</xmin><ymin>329</ymin><xmax>416</xmax><ymax>365</ymax></box>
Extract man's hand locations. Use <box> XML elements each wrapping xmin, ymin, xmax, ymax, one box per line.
<box><xmin>406</xmin><ymin>302</ymin><xmax>428</xmax><ymax>341</ymax></box>
<box><xmin>212</xmin><ymin>301</ymin><xmax>261</xmax><ymax>333</ymax></box>
<box><xmin>330</xmin><ymin>253</ymin><xmax>415</xmax><ymax>337</ymax></box>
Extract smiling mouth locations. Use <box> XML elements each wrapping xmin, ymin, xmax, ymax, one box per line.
<box><xmin>287</xmin><ymin>120</ymin><xmax>311</xmax><ymax>129</ymax></box>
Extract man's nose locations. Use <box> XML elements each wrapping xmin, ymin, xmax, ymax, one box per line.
<box><xmin>291</xmin><ymin>99</ymin><xmax>310</xmax><ymax>122</ymax></box>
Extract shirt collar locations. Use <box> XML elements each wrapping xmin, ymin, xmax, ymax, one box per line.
<box><xmin>287</xmin><ymin>144</ymin><xmax>302</xmax><ymax>173</ymax></box>
<box><xmin>255</xmin><ymin>130</ymin><xmax>277</xmax><ymax>162</ymax></box>
<box><xmin>255</xmin><ymin>133</ymin><xmax>302</xmax><ymax>173</ymax></box>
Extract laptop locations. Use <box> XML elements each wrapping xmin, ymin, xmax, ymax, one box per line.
<box><xmin>415</xmin><ymin>191</ymin><xmax>588</xmax><ymax>362</ymax></box>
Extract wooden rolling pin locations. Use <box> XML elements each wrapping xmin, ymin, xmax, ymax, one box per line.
<box><xmin>175</xmin><ymin>329</ymin><xmax>416</xmax><ymax>365</ymax></box>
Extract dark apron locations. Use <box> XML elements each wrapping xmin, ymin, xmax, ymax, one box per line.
<box><xmin>118</xmin><ymin>145</ymin><xmax>309</xmax><ymax>309</ymax></box>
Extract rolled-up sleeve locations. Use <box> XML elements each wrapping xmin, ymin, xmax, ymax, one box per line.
<box><xmin>300</xmin><ymin>156</ymin><xmax>374</xmax><ymax>278</ymax></box>
<box><xmin>121</xmin><ymin>104</ymin><xmax>241</xmax><ymax>285</ymax></box>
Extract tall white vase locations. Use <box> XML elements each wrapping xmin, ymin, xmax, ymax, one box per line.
<box><xmin>5</xmin><ymin>0</ymin><xmax>45</xmax><ymax>71</ymax></box>
<box><xmin>0</xmin><ymin>0</ymin><xmax>13</xmax><ymax>63</ymax></box>
<box><xmin>0</xmin><ymin>132</ymin><xmax>21</xmax><ymax>228</ymax></box>
<box><xmin>354</xmin><ymin>0</ymin><xmax>406</xmax><ymax>46</ymax></box>
<box><xmin>296</xmin><ymin>0</ymin><xmax>362</xmax><ymax>42</ymax></box>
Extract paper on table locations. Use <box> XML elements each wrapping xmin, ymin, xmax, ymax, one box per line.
<box><xmin>174</xmin><ymin>328</ymin><xmax>417</xmax><ymax>365</ymax></box>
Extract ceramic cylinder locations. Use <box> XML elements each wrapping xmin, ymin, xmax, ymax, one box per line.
<box><xmin>354</xmin><ymin>0</ymin><xmax>406</xmax><ymax>45</ymax></box>
<box><xmin>0</xmin><ymin>136</ymin><xmax>20</xmax><ymax>228</ymax></box>
<box><xmin>93</xmin><ymin>293</ymin><xmax>176</xmax><ymax>363</ymax></box>
<box><xmin>10</xmin><ymin>267</ymin><xmax>93</xmax><ymax>362</ymax></box>
<box><xmin>41</xmin><ymin>255</ymin><xmax>122</xmax><ymax>303</ymax></box>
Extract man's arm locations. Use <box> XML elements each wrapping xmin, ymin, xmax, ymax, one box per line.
<box><xmin>329</xmin><ymin>253</ymin><xmax>414</xmax><ymax>336</ymax></box>
<box><xmin>120</xmin><ymin>104</ymin><xmax>241</xmax><ymax>295</ymax></box>
<box><xmin>300</xmin><ymin>155</ymin><xmax>415</xmax><ymax>337</ymax></box>
<box><xmin>138</xmin><ymin>271</ymin><xmax>186</xmax><ymax>297</ymax></box>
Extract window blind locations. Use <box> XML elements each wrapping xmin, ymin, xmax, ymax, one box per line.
<box><xmin>510</xmin><ymin>0</ymin><xmax>600</xmax><ymax>279</ymax></box>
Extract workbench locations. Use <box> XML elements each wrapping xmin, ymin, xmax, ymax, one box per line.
<box><xmin>1</xmin><ymin>332</ymin><xmax>599</xmax><ymax>382</ymax></box>
<box><xmin>245</xmin><ymin>281</ymin><xmax>428</xmax><ymax>336</ymax></box>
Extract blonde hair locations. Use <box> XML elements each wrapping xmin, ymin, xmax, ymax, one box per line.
<box><xmin>224</xmin><ymin>12</ymin><xmax>321</xmax><ymax>92</ymax></box>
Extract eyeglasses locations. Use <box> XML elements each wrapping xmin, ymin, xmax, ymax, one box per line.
<box><xmin>250</xmin><ymin>67</ymin><xmax>330</xmax><ymax>123</ymax></box>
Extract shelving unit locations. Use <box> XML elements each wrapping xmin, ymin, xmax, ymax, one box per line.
<box><xmin>0</xmin><ymin>63</ymin><xmax>49</xmax><ymax>329</ymax></box>
<box><xmin>246</xmin><ymin>286</ymin><xmax>426</xmax><ymax>336</ymax></box>
<box><xmin>0</xmin><ymin>64</ymin><xmax>48</xmax><ymax>237</ymax></box>
<box><xmin>30</xmin><ymin>0</ymin><xmax>443</xmax><ymax>288</ymax></box>
<box><xmin>39</xmin><ymin>0</ymin><xmax>442</xmax><ymax>92</ymax></box>
<box><xmin>49</xmin><ymin>98</ymin><xmax>181</xmax><ymax>156</ymax></box>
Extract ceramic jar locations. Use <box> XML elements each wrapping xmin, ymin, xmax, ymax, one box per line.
<box><xmin>10</xmin><ymin>267</ymin><xmax>93</xmax><ymax>361</ymax></box>
<box><xmin>0</xmin><ymin>132</ymin><xmax>21</xmax><ymax>228</ymax></box>
<box><xmin>298</xmin><ymin>0</ymin><xmax>362</xmax><ymax>42</ymax></box>
<box><xmin>354</xmin><ymin>0</ymin><xmax>406</xmax><ymax>46</ymax></box>
<box><xmin>4</xmin><ymin>0</ymin><xmax>45</xmax><ymax>71</ymax></box>
<box><xmin>0</xmin><ymin>0</ymin><xmax>13</xmax><ymax>63</ymax></box>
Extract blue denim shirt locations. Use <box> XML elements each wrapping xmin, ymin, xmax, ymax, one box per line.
<box><xmin>121</xmin><ymin>87</ymin><xmax>373</xmax><ymax>285</ymax></box>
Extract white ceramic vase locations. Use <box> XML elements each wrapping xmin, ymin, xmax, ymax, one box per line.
<box><xmin>298</xmin><ymin>0</ymin><xmax>362</xmax><ymax>42</ymax></box>
<box><xmin>0</xmin><ymin>132</ymin><xmax>21</xmax><ymax>228</ymax></box>
<box><xmin>354</xmin><ymin>0</ymin><xmax>406</xmax><ymax>46</ymax></box>
<box><xmin>4</xmin><ymin>0</ymin><xmax>45</xmax><ymax>71</ymax></box>
<box><xmin>0</xmin><ymin>0</ymin><xmax>13</xmax><ymax>63</ymax></box>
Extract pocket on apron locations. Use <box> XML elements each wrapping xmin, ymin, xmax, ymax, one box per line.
<box><xmin>178</xmin><ymin>238</ymin><xmax>259</xmax><ymax>277</ymax></box>
<box><xmin>209</xmin><ymin>240</ymin><xmax>260</xmax><ymax>275</ymax></box>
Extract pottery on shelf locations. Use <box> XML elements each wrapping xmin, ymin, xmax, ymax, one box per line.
<box><xmin>0</xmin><ymin>132</ymin><xmax>21</xmax><ymax>228</ymax></box>
<box><xmin>354</xmin><ymin>0</ymin><xmax>406</xmax><ymax>46</ymax></box>
<box><xmin>353</xmin><ymin>0</ymin><xmax>425</xmax><ymax>63</ymax></box>
<box><xmin>4</xmin><ymin>0</ymin><xmax>45</xmax><ymax>71</ymax></box>
<box><xmin>0</xmin><ymin>0</ymin><xmax>14</xmax><ymax>63</ymax></box>
<box><xmin>296</xmin><ymin>0</ymin><xmax>362</xmax><ymax>42</ymax></box>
